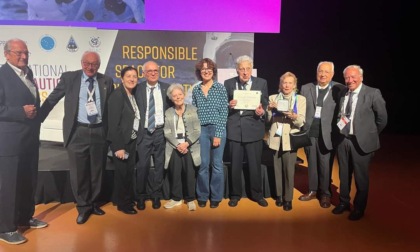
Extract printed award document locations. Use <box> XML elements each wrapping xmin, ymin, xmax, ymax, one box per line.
<box><xmin>233</xmin><ymin>90</ymin><xmax>261</xmax><ymax>110</ymax></box>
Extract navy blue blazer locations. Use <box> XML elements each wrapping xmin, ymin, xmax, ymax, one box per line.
<box><xmin>224</xmin><ymin>76</ymin><xmax>269</xmax><ymax>142</ymax></box>
<box><xmin>0</xmin><ymin>63</ymin><xmax>40</xmax><ymax>156</ymax></box>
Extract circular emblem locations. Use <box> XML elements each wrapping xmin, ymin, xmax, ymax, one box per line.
<box><xmin>40</xmin><ymin>35</ymin><xmax>56</xmax><ymax>51</ymax></box>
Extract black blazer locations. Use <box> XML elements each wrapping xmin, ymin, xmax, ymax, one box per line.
<box><xmin>224</xmin><ymin>76</ymin><xmax>269</xmax><ymax>142</ymax></box>
<box><xmin>39</xmin><ymin>70</ymin><xmax>114</xmax><ymax>147</ymax></box>
<box><xmin>0</xmin><ymin>63</ymin><xmax>40</xmax><ymax>156</ymax></box>
<box><xmin>134</xmin><ymin>81</ymin><xmax>172</xmax><ymax>143</ymax></box>
<box><xmin>107</xmin><ymin>85</ymin><xmax>137</xmax><ymax>152</ymax></box>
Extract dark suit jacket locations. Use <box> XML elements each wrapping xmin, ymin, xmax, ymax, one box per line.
<box><xmin>300</xmin><ymin>81</ymin><xmax>345</xmax><ymax>149</ymax></box>
<box><xmin>38</xmin><ymin>70</ymin><xmax>114</xmax><ymax>147</ymax></box>
<box><xmin>134</xmin><ymin>81</ymin><xmax>172</xmax><ymax>143</ymax></box>
<box><xmin>224</xmin><ymin>76</ymin><xmax>269</xmax><ymax>142</ymax></box>
<box><xmin>0</xmin><ymin>63</ymin><xmax>40</xmax><ymax>156</ymax></box>
<box><xmin>338</xmin><ymin>84</ymin><xmax>387</xmax><ymax>153</ymax></box>
<box><xmin>107</xmin><ymin>85</ymin><xmax>138</xmax><ymax>152</ymax></box>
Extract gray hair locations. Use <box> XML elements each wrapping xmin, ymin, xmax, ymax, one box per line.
<box><xmin>167</xmin><ymin>83</ymin><xmax>185</xmax><ymax>100</ymax></box>
<box><xmin>235</xmin><ymin>55</ymin><xmax>254</xmax><ymax>69</ymax></box>
<box><xmin>142</xmin><ymin>60</ymin><xmax>159</xmax><ymax>72</ymax></box>
<box><xmin>317</xmin><ymin>61</ymin><xmax>335</xmax><ymax>72</ymax></box>
<box><xmin>343</xmin><ymin>64</ymin><xmax>363</xmax><ymax>76</ymax></box>
<box><xmin>4</xmin><ymin>38</ymin><xmax>26</xmax><ymax>52</ymax></box>
<box><xmin>81</xmin><ymin>51</ymin><xmax>101</xmax><ymax>64</ymax></box>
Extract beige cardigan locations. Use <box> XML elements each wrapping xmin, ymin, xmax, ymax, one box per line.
<box><xmin>266</xmin><ymin>93</ymin><xmax>306</xmax><ymax>151</ymax></box>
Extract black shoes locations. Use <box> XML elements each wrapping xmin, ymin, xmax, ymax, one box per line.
<box><xmin>257</xmin><ymin>198</ymin><xmax>268</xmax><ymax>207</ymax></box>
<box><xmin>332</xmin><ymin>203</ymin><xmax>350</xmax><ymax>214</ymax></box>
<box><xmin>137</xmin><ymin>199</ymin><xmax>146</xmax><ymax>210</ymax></box>
<box><xmin>152</xmin><ymin>198</ymin><xmax>161</xmax><ymax>209</ymax></box>
<box><xmin>210</xmin><ymin>201</ymin><xmax>220</xmax><ymax>208</ymax></box>
<box><xmin>228</xmin><ymin>199</ymin><xmax>239</xmax><ymax>207</ymax></box>
<box><xmin>283</xmin><ymin>201</ymin><xmax>292</xmax><ymax>211</ymax></box>
<box><xmin>92</xmin><ymin>206</ymin><xmax>105</xmax><ymax>215</ymax></box>
<box><xmin>76</xmin><ymin>211</ymin><xmax>91</xmax><ymax>224</ymax></box>
<box><xmin>348</xmin><ymin>210</ymin><xmax>364</xmax><ymax>221</ymax></box>
<box><xmin>275</xmin><ymin>197</ymin><xmax>283</xmax><ymax>207</ymax></box>
<box><xmin>117</xmin><ymin>206</ymin><xmax>138</xmax><ymax>215</ymax></box>
<box><xmin>198</xmin><ymin>200</ymin><xmax>207</xmax><ymax>208</ymax></box>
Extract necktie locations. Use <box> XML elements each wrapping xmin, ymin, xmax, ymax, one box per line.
<box><xmin>345</xmin><ymin>91</ymin><xmax>354</xmax><ymax>117</ymax></box>
<box><xmin>148</xmin><ymin>87</ymin><xmax>155</xmax><ymax>133</ymax></box>
<box><xmin>343</xmin><ymin>91</ymin><xmax>354</xmax><ymax>136</ymax></box>
<box><xmin>242</xmin><ymin>82</ymin><xmax>248</xmax><ymax>90</ymax></box>
<box><xmin>87</xmin><ymin>77</ymin><xmax>97</xmax><ymax>123</ymax></box>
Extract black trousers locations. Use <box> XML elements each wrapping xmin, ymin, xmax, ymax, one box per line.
<box><xmin>112</xmin><ymin>139</ymin><xmax>137</xmax><ymax>208</ymax></box>
<box><xmin>228</xmin><ymin>139</ymin><xmax>263</xmax><ymax>201</ymax></box>
<box><xmin>336</xmin><ymin>136</ymin><xmax>373</xmax><ymax>212</ymax></box>
<box><xmin>135</xmin><ymin>128</ymin><xmax>165</xmax><ymax>200</ymax></box>
<box><xmin>167</xmin><ymin>150</ymin><xmax>196</xmax><ymax>202</ymax></box>
<box><xmin>67</xmin><ymin>126</ymin><xmax>108</xmax><ymax>214</ymax></box>
<box><xmin>0</xmin><ymin>148</ymin><xmax>38</xmax><ymax>232</ymax></box>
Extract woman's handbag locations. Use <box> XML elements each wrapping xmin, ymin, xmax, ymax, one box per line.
<box><xmin>289</xmin><ymin>130</ymin><xmax>311</xmax><ymax>150</ymax></box>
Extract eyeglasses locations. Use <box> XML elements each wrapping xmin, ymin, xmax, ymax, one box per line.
<box><xmin>238</xmin><ymin>67</ymin><xmax>251</xmax><ymax>73</ymax></box>
<box><xmin>8</xmin><ymin>50</ymin><xmax>31</xmax><ymax>57</ymax></box>
<box><xmin>82</xmin><ymin>62</ymin><xmax>100</xmax><ymax>68</ymax></box>
<box><xmin>145</xmin><ymin>69</ymin><xmax>159</xmax><ymax>74</ymax></box>
<box><xmin>200</xmin><ymin>68</ymin><xmax>213</xmax><ymax>73</ymax></box>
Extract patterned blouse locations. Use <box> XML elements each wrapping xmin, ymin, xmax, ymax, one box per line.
<box><xmin>192</xmin><ymin>81</ymin><xmax>228</xmax><ymax>138</ymax></box>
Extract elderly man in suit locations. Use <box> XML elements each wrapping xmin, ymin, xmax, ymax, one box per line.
<box><xmin>39</xmin><ymin>51</ymin><xmax>114</xmax><ymax>224</ymax></box>
<box><xmin>0</xmin><ymin>38</ymin><xmax>48</xmax><ymax>245</ymax></box>
<box><xmin>333</xmin><ymin>64</ymin><xmax>387</xmax><ymax>221</ymax></box>
<box><xmin>224</xmin><ymin>55</ymin><xmax>269</xmax><ymax>207</ymax></box>
<box><xmin>299</xmin><ymin>61</ymin><xmax>345</xmax><ymax>208</ymax></box>
<box><xmin>134</xmin><ymin>60</ymin><xmax>172</xmax><ymax>210</ymax></box>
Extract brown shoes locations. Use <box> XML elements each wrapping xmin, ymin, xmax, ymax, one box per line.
<box><xmin>320</xmin><ymin>196</ymin><xmax>331</xmax><ymax>208</ymax></box>
<box><xmin>298</xmin><ymin>191</ymin><xmax>317</xmax><ymax>201</ymax></box>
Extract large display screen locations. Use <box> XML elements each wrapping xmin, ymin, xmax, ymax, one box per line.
<box><xmin>0</xmin><ymin>0</ymin><xmax>281</xmax><ymax>33</ymax></box>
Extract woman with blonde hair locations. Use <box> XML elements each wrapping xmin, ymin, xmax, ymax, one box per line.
<box><xmin>266</xmin><ymin>72</ymin><xmax>306</xmax><ymax>211</ymax></box>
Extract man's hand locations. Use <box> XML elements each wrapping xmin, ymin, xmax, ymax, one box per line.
<box><xmin>23</xmin><ymin>105</ymin><xmax>37</xmax><ymax>119</ymax></box>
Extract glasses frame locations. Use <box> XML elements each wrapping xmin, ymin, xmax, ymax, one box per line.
<box><xmin>8</xmin><ymin>50</ymin><xmax>31</xmax><ymax>57</ymax></box>
<box><xmin>200</xmin><ymin>68</ymin><xmax>213</xmax><ymax>73</ymax></box>
<box><xmin>82</xmin><ymin>61</ymin><xmax>100</xmax><ymax>68</ymax></box>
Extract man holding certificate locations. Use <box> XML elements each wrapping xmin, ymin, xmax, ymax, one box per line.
<box><xmin>224</xmin><ymin>55</ymin><xmax>269</xmax><ymax>207</ymax></box>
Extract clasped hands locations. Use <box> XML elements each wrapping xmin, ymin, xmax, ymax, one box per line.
<box><xmin>176</xmin><ymin>142</ymin><xmax>190</xmax><ymax>154</ymax></box>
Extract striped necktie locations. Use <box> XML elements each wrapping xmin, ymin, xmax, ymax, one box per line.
<box><xmin>148</xmin><ymin>87</ymin><xmax>155</xmax><ymax>133</ymax></box>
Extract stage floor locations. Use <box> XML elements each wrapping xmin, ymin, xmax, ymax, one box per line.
<box><xmin>2</xmin><ymin>134</ymin><xmax>419</xmax><ymax>252</ymax></box>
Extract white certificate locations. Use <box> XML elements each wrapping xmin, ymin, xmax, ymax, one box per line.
<box><xmin>233</xmin><ymin>90</ymin><xmax>261</xmax><ymax>110</ymax></box>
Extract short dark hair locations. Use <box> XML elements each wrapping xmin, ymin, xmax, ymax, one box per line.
<box><xmin>121</xmin><ymin>66</ymin><xmax>138</xmax><ymax>78</ymax></box>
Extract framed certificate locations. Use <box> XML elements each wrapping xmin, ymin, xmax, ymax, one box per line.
<box><xmin>233</xmin><ymin>90</ymin><xmax>261</xmax><ymax>110</ymax></box>
<box><xmin>277</xmin><ymin>99</ymin><xmax>290</xmax><ymax>112</ymax></box>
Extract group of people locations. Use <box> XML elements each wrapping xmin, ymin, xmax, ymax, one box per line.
<box><xmin>0</xmin><ymin>38</ymin><xmax>387</xmax><ymax>245</ymax></box>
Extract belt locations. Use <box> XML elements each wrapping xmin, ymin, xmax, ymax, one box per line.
<box><xmin>145</xmin><ymin>125</ymin><xmax>164</xmax><ymax>130</ymax></box>
<box><xmin>77</xmin><ymin>122</ymin><xmax>103</xmax><ymax>128</ymax></box>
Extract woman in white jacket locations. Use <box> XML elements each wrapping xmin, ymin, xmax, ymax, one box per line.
<box><xmin>266</xmin><ymin>72</ymin><xmax>306</xmax><ymax>211</ymax></box>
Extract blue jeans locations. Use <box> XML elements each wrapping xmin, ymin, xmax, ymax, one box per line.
<box><xmin>196</xmin><ymin>125</ymin><xmax>226</xmax><ymax>202</ymax></box>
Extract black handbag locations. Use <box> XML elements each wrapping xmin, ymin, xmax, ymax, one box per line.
<box><xmin>289</xmin><ymin>130</ymin><xmax>311</xmax><ymax>150</ymax></box>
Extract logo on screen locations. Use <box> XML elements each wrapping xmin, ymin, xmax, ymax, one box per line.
<box><xmin>89</xmin><ymin>37</ymin><xmax>101</xmax><ymax>48</ymax></box>
<box><xmin>66</xmin><ymin>36</ymin><xmax>78</xmax><ymax>52</ymax></box>
<box><xmin>39</xmin><ymin>35</ymin><xmax>56</xmax><ymax>52</ymax></box>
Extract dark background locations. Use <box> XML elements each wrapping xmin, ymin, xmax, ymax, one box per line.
<box><xmin>254</xmin><ymin>1</ymin><xmax>414</xmax><ymax>134</ymax></box>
